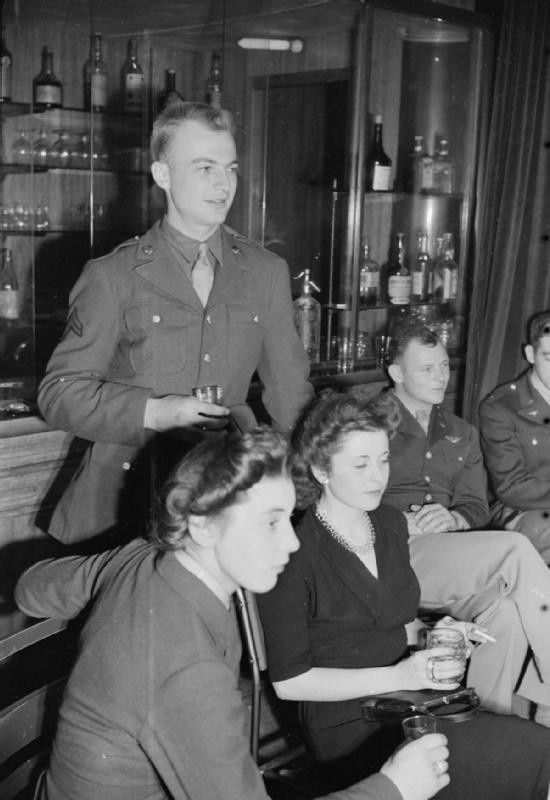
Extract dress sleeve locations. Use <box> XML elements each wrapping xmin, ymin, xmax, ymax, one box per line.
<box><xmin>14</xmin><ymin>548</ymin><xmax>118</xmax><ymax>619</ymax></box>
<box><xmin>139</xmin><ymin>659</ymin><xmax>268</xmax><ymax>800</ymax></box>
<box><xmin>256</xmin><ymin>549</ymin><xmax>313</xmax><ymax>682</ymax></box>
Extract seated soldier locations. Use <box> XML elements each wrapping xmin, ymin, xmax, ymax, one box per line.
<box><xmin>15</xmin><ymin>427</ymin><xmax>448</xmax><ymax>800</ymax></box>
<box><xmin>479</xmin><ymin>309</ymin><xmax>550</xmax><ymax>563</ymax></box>
<box><xmin>381</xmin><ymin>318</ymin><xmax>550</xmax><ymax>725</ymax></box>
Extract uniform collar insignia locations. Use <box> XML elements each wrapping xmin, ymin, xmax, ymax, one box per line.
<box><xmin>444</xmin><ymin>435</ymin><xmax>462</xmax><ymax>444</ymax></box>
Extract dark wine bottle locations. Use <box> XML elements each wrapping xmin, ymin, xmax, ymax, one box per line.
<box><xmin>121</xmin><ymin>39</ymin><xmax>144</xmax><ymax>115</ymax></box>
<box><xmin>0</xmin><ymin>25</ymin><xmax>13</xmax><ymax>103</ymax></box>
<box><xmin>367</xmin><ymin>115</ymin><xmax>392</xmax><ymax>191</ymax></box>
<box><xmin>33</xmin><ymin>46</ymin><xmax>63</xmax><ymax>110</ymax></box>
<box><xmin>157</xmin><ymin>69</ymin><xmax>183</xmax><ymax>114</ymax></box>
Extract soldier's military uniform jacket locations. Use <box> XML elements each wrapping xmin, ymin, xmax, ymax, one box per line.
<box><xmin>479</xmin><ymin>370</ymin><xmax>550</xmax><ymax>526</ymax></box>
<box><xmin>382</xmin><ymin>395</ymin><xmax>489</xmax><ymax>529</ymax></box>
<box><xmin>38</xmin><ymin>221</ymin><xmax>312</xmax><ymax>544</ymax></box>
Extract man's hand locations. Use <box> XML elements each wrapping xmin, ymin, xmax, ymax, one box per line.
<box><xmin>409</xmin><ymin>503</ymin><xmax>460</xmax><ymax>534</ymax></box>
<box><xmin>380</xmin><ymin>733</ymin><xmax>450</xmax><ymax>800</ymax></box>
<box><xmin>144</xmin><ymin>395</ymin><xmax>230</xmax><ymax>435</ymax></box>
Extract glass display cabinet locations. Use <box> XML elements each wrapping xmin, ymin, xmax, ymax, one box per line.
<box><xmin>0</xmin><ymin>0</ymin><xmax>493</xmax><ymax>424</ymax></box>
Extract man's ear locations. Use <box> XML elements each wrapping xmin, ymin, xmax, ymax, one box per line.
<box><xmin>151</xmin><ymin>160</ymin><xmax>170</xmax><ymax>191</ymax></box>
<box><xmin>388</xmin><ymin>363</ymin><xmax>402</xmax><ymax>385</ymax></box>
<box><xmin>524</xmin><ymin>344</ymin><xmax>535</xmax><ymax>365</ymax></box>
<box><xmin>187</xmin><ymin>514</ymin><xmax>217</xmax><ymax>548</ymax></box>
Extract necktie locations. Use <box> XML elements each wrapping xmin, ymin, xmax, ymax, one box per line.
<box><xmin>192</xmin><ymin>242</ymin><xmax>214</xmax><ymax>306</ymax></box>
<box><xmin>415</xmin><ymin>409</ymin><xmax>430</xmax><ymax>435</ymax></box>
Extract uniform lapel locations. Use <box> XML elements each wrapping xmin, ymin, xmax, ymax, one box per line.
<box><xmin>207</xmin><ymin>227</ymin><xmax>251</xmax><ymax>307</ymax></box>
<box><xmin>517</xmin><ymin>372</ymin><xmax>550</xmax><ymax>423</ymax></box>
<box><xmin>133</xmin><ymin>225</ymin><xmax>202</xmax><ymax>310</ymax></box>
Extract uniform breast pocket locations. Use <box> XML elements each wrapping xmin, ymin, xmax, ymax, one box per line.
<box><xmin>226</xmin><ymin>305</ymin><xmax>265</xmax><ymax>374</ymax></box>
<box><xmin>122</xmin><ymin>302</ymin><xmax>189</xmax><ymax>376</ymax></box>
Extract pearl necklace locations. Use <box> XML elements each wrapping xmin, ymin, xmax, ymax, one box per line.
<box><xmin>315</xmin><ymin>506</ymin><xmax>376</xmax><ymax>556</ymax></box>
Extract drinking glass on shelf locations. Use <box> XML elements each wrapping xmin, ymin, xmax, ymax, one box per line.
<box><xmin>374</xmin><ymin>334</ymin><xmax>392</xmax><ymax>368</ymax></box>
<box><xmin>337</xmin><ymin>337</ymin><xmax>354</xmax><ymax>373</ymax></box>
<box><xmin>12</xmin><ymin>129</ymin><xmax>31</xmax><ymax>164</ymax></box>
<box><xmin>49</xmin><ymin>130</ymin><xmax>71</xmax><ymax>168</ymax></box>
<box><xmin>33</xmin><ymin>129</ymin><xmax>50</xmax><ymax>166</ymax></box>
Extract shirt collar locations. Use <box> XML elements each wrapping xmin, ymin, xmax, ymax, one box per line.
<box><xmin>174</xmin><ymin>549</ymin><xmax>232</xmax><ymax>609</ymax></box>
<box><xmin>529</xmin><ymin>369</ymin><xmax>550</xmax><ymax>407</ymax></box>
<box><xmin>160</xmin><ymin>217</ymin><xmax>223</xmax><ymax>265</ymax></box>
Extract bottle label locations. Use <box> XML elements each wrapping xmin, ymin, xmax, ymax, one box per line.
<box><xmin>372</xmin><ymin>165</ymin><xmax>391</xmax><ymax>191</ymax></box>
<box><xmin>412</xmin><ymin>272</ymin><xmax>424</xmax><ymax>296</ymax></box>
<box><xmin>35</xmin><ymin>84</ymin><xmax>62</xmax><ymax>105</ymax></box>
<box><xmin>91</xmin><ymin>74</ymin><xmax>107</xmax><ymax>107</ymax></box>
<box><xmin>0</xmin><ymin>288</ymin><xmax>19</xmax><ymax>319</ymax></box>
<box><xmin>388</xmin><ymin>275</ymin><xmax>411</xmax><ymax>304</ymax></box>
<box><xmin>125</xmin><ymin>73</ymin><xmax>144</xmax><ymax>109</ymax></box>
<box><xmin>362</xmin><ymin>270</ymin><xmax>380</xmax><ymax>290</ymax></box>
<box><xmin>421</xmin><ymin>158</ymin><xmax>434</xmax><ymax>190</ymax></box>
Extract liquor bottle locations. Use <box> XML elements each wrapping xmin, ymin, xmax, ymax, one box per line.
<box><xmin>121</xmin><ymin>39</ymin><xmax>144</xmax><ymax>115</ymax></box>
<box><xmin>433</xmin><ymin>135</ymin><xmax>454</xmax><ymax>194</ymax></box>
<box><xmin>206</xmin><ymin>51</ymin><xmax>222</xmax><ymax>109</ymax></box>
<box><xmin>412</xmin><ymin>231</ymin><xmax>433</xmax><ymax>302</ymax></box>
<box><xmin>0</xmin><ymin>25</ymin><xmax>12</xmax><ymax>103</ymax></box>
<box><xmin>293</xmin><ymin>269</ymin><xmax>321</xmax><ymax>364</ymax></box>
<box><xmin>432</xmin><ymin>235</ymin><xmax>445</xmax><ymax>301</ymax></box>
<box><xmin>157</xmin><ymin>69</ymin><xmax>183</xmax><ymax>114</ymax></box>
<box><xmin>359</xmin><ymin>237</ymin><xmax>380</xmax><ymax>307</ymax></box>
<box><xmin>405</xmin><ymin>135</ymin><xmax>425</xmax><ymax>193</ymax></box>
<box><xmin>84</xmin><ymin>32</ymin><xmax>108</xmax><ymax>112</ymax></box>
<box><xmin>33</xmin><ymin>47</ymin><xmax>63</xmax><ymax>110</ymax></box>
<box><xmin>386</xmin><ymin>233</ymin><xmax>411</xmax><ymax>305</ymax></box>
<box><xmin>441</xmin><ymin>232</ymin><xmax>459</xmax><ymax>302</ymax></box>
<box><xmin>367</xmin><ymin>115</ymin><xmax>392</xmax><ymax>191</ymax></box>
<box><xmin>0</xmin><ymin>248</ymin><xmax>19</xmax><ymax>320</ymax></box>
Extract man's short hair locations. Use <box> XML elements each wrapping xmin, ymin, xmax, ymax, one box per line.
<box><xmin>387</xmin><ymin>318</ymin><xmax>441</xmax><ymax>365</ymax></box>
<box><xmin>528</xmin><ymin>310</ymin><xmax>550</xmax><ymax>350</ymax></box>
<box><xmin>150</xmin><ymin>98</ymin><xmax>236</xmax><ymax>162</ymax></box>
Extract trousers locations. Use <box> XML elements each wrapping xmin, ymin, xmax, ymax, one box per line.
<box><xmin>506</xmin><ymin>509</ymin><xmax>550</xmax><ymax>564</ymax></box>
<box><xmin>409</xmin><ymin>530</ymin><xmax>550</xmax><ymax>713</ymax></box>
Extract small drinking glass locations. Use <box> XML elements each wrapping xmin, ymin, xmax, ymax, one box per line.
<box><xmin>374</xmin><ymin>334</ymin><xmax>391</xmax><ymax>368</ymax></box>
<box><xmin>337</xmin><ymin>337</ymin><xmax>354</xmax><ymax>373</ymax></box>
<box><xmin>426</xmin><ymin>627</ymin><xmax>467</xmax><ymax>684</ymax></box>
<box><xmin>12</xmin><ymin>129</ymin><xmax>31</xmax><ymax>164</ymax></box>
<box><xmin>402</xmin><ymin>713</ymin><xmax>437</xmax><ymax>741</ymax></box>
<box><xmin>192</xmin><ymin>385</ymin><xmax>223</xmax><ymax>404</ymax></box>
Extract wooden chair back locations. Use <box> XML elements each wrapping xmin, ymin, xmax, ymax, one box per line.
<box><xmin>0</xmin><ymin>618</ymin><xmax>77</xmax><ymax>800</ymax></box>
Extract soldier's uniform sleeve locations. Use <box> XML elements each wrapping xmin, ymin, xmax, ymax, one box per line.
<box><xmin>479</xmin><ymin>392</ymin><xmax>550</xmax><ymax>510</ymax></box>
<box><xmin>37</xmin><ymin>249</ymin><xmax>151</xmax><ymax>448</ymax></box>
<box><xmin>254</xmin><ymin>254</ymin><xmax>313</xmax><ymax>432</ymax></box>
<box><xmin>448</xmin><ymin>421</ymin><xmax>490</xmax><ymax>528</ymax></box>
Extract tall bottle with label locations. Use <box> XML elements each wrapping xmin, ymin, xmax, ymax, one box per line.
<box><xmin>412</xmin><ymin>231</ymin><xmax>433</xmax><ymax>302</ymax></box>
<box><xmin>0</xmin><ymin>26</ymin><xmax>12</xmax><ymax>103</ymax></box>
<box><xmin>359</xmin><ymin>237</ymin><xmax>380</xmax><ymax>307</ymax></box>
<box><xmin>386</xmin><ymin>233</ymin><xmax>411</xmax><ymax>306</ymax></box>
<box><xmin>84</xmin><ymin>32</ymin><xmax>108</xmax><ymax>112</ymax></box>
<box><xmin>157</xmin><ymin>69</ymin><xmax>183</xmax><ymax>114</ymax></box>
<box><xmin>433</xmin><ymin>135</ymin><xmax>454</xmax><ymax>194</ymax></box>
<box><xmin>206</xmin><ymin>51</ymin><xmax>222</xmax><ymax>109</ymax></box>
<box><xmin>121</xmin><ymin>39</ymin><xmax>144</xmax><ymax>115</ymax></box>
<box><xmin>441</xmin><ymin>233</ymin><xmax>459</xmax><ymax>302</ymax></box>
<box><xmin>367</xmin><ymin>115</ymin><xmax>392</xmax><ymax>192</ymax></box>
<box><xmin>0</xmin><ymin>248</ymin><xmax>19</xmax><ymax>321</ymax></box>
<box><xmin>293</xmin><ymin>269</ymin><xmax>321</xmax><ymax>364</ymax></box>
<box><xmin>33</xmin><ymin>47</ymin><xmax>63</xmax><ymax>110</ymax></box>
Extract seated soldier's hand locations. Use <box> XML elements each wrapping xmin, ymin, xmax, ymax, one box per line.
<box><xmin>380</xmin><ymin>733</ymin><xmax>450</xmax><ymax>800</ymax></box>
<box><xmin>410</xmin><ymin>503</ymin><xmax>458</xmax><ymax>534</ymax></box>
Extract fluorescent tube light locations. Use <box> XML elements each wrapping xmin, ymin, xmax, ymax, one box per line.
<box><xmin>237</xmin><ymin>38</ymin><xmax>303</xmax><ymax>53</ymax></box>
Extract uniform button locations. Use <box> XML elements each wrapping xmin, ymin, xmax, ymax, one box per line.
<box><xmin>458</xmin><ymin>456</ymin><xmax>464</xmax><ymax>462</ymax></box>
<box><xmin>426</xmin><ymin>451</ymin><xmax>432</xmax><ymax>459</ymax></box>
<box><xmin>533</xmin><ymin>438</ymin><xmax>539</xmax><ymax>445</ymax></box>
<box><xmin>122</xmin><ymin>461</ymin><xmax>131</xmax><ymax>470</ymax></box>
<box><xmin>253</xmin><ymin>314</ymin><xmax>259</xmax><ymax>323</ymax></box>
<box><xmin>206</xmin><ymin>314</ymin><xmax>212</xmax><ymax>324</ymax></box>
<box><xmin>510</xmin><ymin>384</ymin><xmax>516</xmax><ymax>390</ymax></box>
<box><xmin>152</xmin><ymin>314</ymin><xmax>161</xmax><ymax>323</ymax></box>
<box><xmin>142</xmin><ymin>245</ymin><xmax>153</xmax><ymax>255</ymax></box>
<box><xmin>203</xmin><ymin>353</ymin><xmax>211</xmax><ymax>363</ymax></box>
<box><xmin>425</xmin><ymin>476</ymin><xmax>431</xmax><ymax>483</ymax></box>
<box><xmin>425</xmin><ymin>494</ymin><xmax>433</xmax><ymax>502</ymax></box>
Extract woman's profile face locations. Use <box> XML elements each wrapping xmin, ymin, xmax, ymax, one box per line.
<box><xmin>321</xmin><ymin>429</ymin><xmax>390</xmax><ymax>513</ymax></box>
<box><xmin>213</xmin><ymin>473</ymin><xmax>299</xmax><ymax>594</ymax></box>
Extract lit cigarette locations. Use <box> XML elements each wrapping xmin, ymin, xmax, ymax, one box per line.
<box><xmin>471</xmin><ymin>627</ymin><xmax>496</xmax><ymax>643</ymax></box>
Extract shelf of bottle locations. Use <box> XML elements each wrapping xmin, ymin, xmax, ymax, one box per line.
<box><xmin>332</xmin><ymin>189</ymin><xmax>464</xmax><ymax>201</ymax></box>
<box><xmin>0</xmin><ymin>101</ymin><xmax>45</xmax><ymax>118</ymax></box>
<box><xmin>1</xmin><ymin>103</ymin><xmax>144</xmax><ymax>122</ymax></box>
<box><xmin>0</xmin><ymin>228</ymin><xmax>140</xmax><ymax>237</ymax></box>
<box><xmin>326</xmin><ymin>300</ymin><xmax>449</xmax><ymax>312</ymax></box>
<box><xmin>0</xmin><ymin>162</ymin><xmax>148</xmax><ymax>177</ymax></box>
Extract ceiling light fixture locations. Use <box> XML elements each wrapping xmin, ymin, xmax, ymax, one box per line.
<box><xmin>237</xmin><ymin>38</ymin><xmax>303</xmax><ymax>53</ymax></box>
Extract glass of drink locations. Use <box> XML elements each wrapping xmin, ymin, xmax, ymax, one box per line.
<box><xmin>402</xmin><ymin>714</ymin><xmax>437</xmax><ymax>741</ymax></box>
<box><xmin>374</xmin><ymin>334</ymin><xmax>391</xmax><ymax>368</ymax></box>
<box><xmin>192</xmin><ymin>385</ymin><xmax>223</xmax><ymax>404</ymax></box>
<box><xmin>426</xmin><ymin>627</ymin><xmax>467</xmax><ymax>684</ymax></box>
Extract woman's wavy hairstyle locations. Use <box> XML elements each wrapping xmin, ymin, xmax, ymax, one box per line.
<box><xmin>290</xmin><ymin>390</ymin><xmax>401</xmax><ymax>509</ymax></box>
<box><xmin>149</xmin><ymin>426</ymin><xmax>288</xmax><ymax>550</ymax></box>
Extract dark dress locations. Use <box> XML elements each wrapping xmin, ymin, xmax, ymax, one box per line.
<box><xmin>258</xmin><ymin>505</ymin><xmax>550</xmax><ymax>799</ymax></box>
